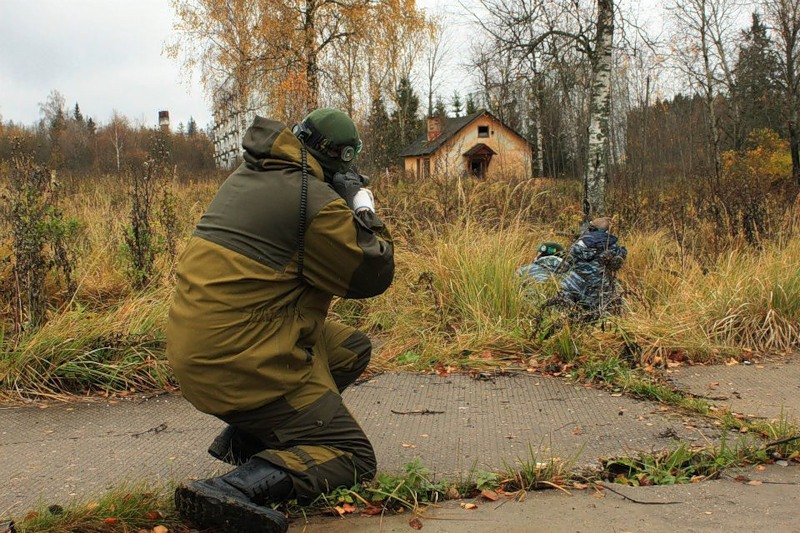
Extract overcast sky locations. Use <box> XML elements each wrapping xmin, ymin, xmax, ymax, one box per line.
<box><xmin>0</xmin><ymin>0</ymin><xmax>212</xmax><ymax>128</ymax></box>
<box><xmin>0</xmin><ymin>0</ymin><xmax>466</xmax><ymax>130</ymax></box>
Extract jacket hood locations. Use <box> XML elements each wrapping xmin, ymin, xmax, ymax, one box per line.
<box><xmin>581</xmin><ymin>229</ymin><xmax>618</xmax><ymax>250</ymax></box>
<box><xmin>241</xmin><ymin>116</ymin><xmax>325</xmax><ymax>180</ymax></box>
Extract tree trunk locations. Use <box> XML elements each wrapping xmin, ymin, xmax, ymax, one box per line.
<box><xmin>584</xmin><ymin>0</ymin><xmax>614</xmax><ymax>217</ymax></box>
<box><xmin>700</xmin><ymin>5</ymin><xmax>723</xmax><ymax>184</ymax></box>
<box><xmin>532</xmin><ymin>80</ymin><xmax>545</xmax><ymax>177</ymax></box>
<box><xmin>304</xmin><ymin>0</ymin><xmax>319</xmax><ymax>112</ymax></box>
<box><xmin>790</xmin><ymin>115</ymin><xmax>800</xmax><ymax>184</ymax></box>
<box><xmin>788</xmin><ymin>49</ymin><xmax>800</xmax><ymax>184</ymax></box>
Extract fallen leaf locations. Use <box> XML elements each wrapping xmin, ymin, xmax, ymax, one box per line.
<box><xmin>335</xmin><ymin>503</ymin><xmax>356</xmax><ymax>515</ymax></box>
<box><xmin>481</xmin><ymin>489</ymin><xmax>499</xmax><ymax>501</ymax></box>
<box><xmin>610</xmin><ymin>393</ymin><xmax>623</xmax><ymax>397</ymax></box>
<box><xmin>446</xmin><ymin>486</ymin><xmax>460</xmax><ymax>499</ymax></box>
<box><xmin>86</xmin><ymin>502</ymin><xmax>99</xmax><ymax>511</ymax></box>
<box><xmin>24</xmin><ymin>512</ymin><xmax>39</xmax><ymax>521</ymax></box>
<box><xmin>409</xmin><ymin>517</ymin><xmax>423</xmax><ymax>530</ymax></box>
<box><xmin>572</xmin><ymin>482</ymin><xmax>589</xmax><ymax>490</ymax></box>
<box><xmin>734</xmin><ymin>475</ymin><xmax>750</xmax><ymax>482</ymax></box>
<box><xmin>145</xmin><ymin>510</ymin><xmax>163</xmax><ymax>520</ymax></box>
<box><xmin>690</xmin><ymin>475</ymin><xmax>704</xmax><ymax>483</ymax></box>
<box><xmin>725</xmin><ymin>358</ymin><xmax>739</xmax><ymax>366</ymax></box>
<box><xmin>362</xmin><ymin>505</ymin><xmax>383</xmax><ymax>516</ymax></box>
<box><xmin>592</xmin><ymin>490</ymin><xmax>605</xmax><ymax>499</ymax></box>
<box><xmin>461</xmin><ymin>503</ymin><xmax>478</xmax><ymax>510</ymax></box>
<box><xmin>103</xmin><ymin>518</ymin><xmax>119</xmax><ymax>525</ymax></box>
<box><xmin>747</xmin><ymin>480</ymin><xmax>763</xmax><ymax>486</ymax></box>
<box><xmin>756</xmin><ymin>465</ymin><xmax>767</xmax><ymax>472</ymax></box>
<box><xmin>401</xmin><ymin>443</ymin><xmax>416</xmax><ymax>448</ymax></box>
<box><xmin>153</xmin><ymin>526</ymin><xmax>169</xmax><ymax>533</ymax></box>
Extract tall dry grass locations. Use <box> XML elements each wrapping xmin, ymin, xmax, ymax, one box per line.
<box><xmin>1</xmin><ymin>165</ymin><xmax>798</xmax><ymax>397</ymax></box>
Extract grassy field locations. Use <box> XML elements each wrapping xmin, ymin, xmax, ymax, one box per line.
<box><xmin>1</xmin><ymin>165</ymin><xmax>799</xmax><ymax>398</ymax></box>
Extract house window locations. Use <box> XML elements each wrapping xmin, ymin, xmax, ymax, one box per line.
<box><xmin>478</xmin><ymin>125</ymin><xmax>489</xmax><ymax>138</ymax></box>
<box><xmin>423</xmin><ymin>158</ymin><xmax>431</xmax><ymax>178</ymax></box>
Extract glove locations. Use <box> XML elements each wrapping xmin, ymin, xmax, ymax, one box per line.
<box><xmin>331</xmin><ymin>170</ymin><xmax>370</xmax><ymax>211</ymax></box>
<box><xmin>352</xmin><ymin>188</ymin><xmax>375</xmax><ymax>213</ymax></box>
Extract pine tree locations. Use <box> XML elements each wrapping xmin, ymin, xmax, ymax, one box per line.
<box><xmin>735</xmin><ymin>13</ymin><xmax>782</xmax><ymax>143</ymax></box>
<box><xmin>365</xmin><ymin>96</ymin><xmax>393</xmax><ymax>171</ymax></box>
<box><xmin>451</xmin><ymin>91</ymin><xmax>463</xmax><ymax>117</ymax></box>
<box><xmin>391</xmin><ymin>77</ymin><xmax>422</xmax><ymax>154</ymax></box>
<box><xmin>466</xmin><ymin>93</ymin><xmax>477</xmax><ymax>115</ymax></box>
<box><xmin>187</xmin><ymin>116</ymin><xmax>198</xmax><ymax>136</ymax></box>
<box><xmin>177</xmin><ymin>122</ymin><xmax>186</xmax><ymax>135</ymax></box>
<box><xmin>86</xmin><ymin>117</ymin><xmax>96</xmax><ymax>135</ymax></box>
<box><xmin>73</xmin><ymin>103</ymin><xmax>84</xmax><ymax>124</ymax></box>
<box><xmin>434</xmin><ymin>96</ymin><xmax>447</xmax><ymax>118</ymax></box>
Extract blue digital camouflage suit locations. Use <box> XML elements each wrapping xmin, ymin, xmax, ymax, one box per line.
<box><xmin>559</xmin><ymin>228</ymin><xmax>627</xmax><ymax>316</ymax></box>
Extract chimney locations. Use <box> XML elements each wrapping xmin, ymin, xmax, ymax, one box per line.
<box><xmin>427</xmin><ymin>115</ymin><xmax>444</xmax><ymax>142</ymax></box>
<box><xmin>158</xmin><ymin>110</ymin><xmax>170</xmax><ymax>132</ymax></box>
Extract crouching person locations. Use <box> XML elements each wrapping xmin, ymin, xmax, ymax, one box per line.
<box><xmin>559</xmin><ymin>216</ymin><xmax>626</xmax><ymax>319</ymax></box>
<box><xmin>166</xmin><ymin>109</ymin><xmax>394</xmax><ymax>533</ymax></box>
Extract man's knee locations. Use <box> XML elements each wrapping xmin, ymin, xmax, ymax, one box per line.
<box><xmin>354</xmin><ymin>441</ymin><xmax>377</xmax><ymax>482</ymax></box>
<box><xmin>343</xmin><ymin>330</ymin><xmax>371</xmax><ymax>367</ymax></box>
<box><xmin>332</xmin><ymin>330</ymin><xmax>371</xmax><ymax>392</ymax></box>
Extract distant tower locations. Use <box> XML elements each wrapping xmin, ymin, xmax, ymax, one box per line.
<box><xmin>158</xmin><ymin>110</ymin><xmax>170</xmax><ymax>132</ymax></box>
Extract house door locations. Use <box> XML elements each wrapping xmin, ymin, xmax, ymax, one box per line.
<box><xmin>463</xmin><ymin>143</ymin><xmax>496</xmax><ymax>179</ymax></box>
<box><xmin>470</xmin><ymin>158</ymin><xmax>488</xmax><ymax>178</ymax></box>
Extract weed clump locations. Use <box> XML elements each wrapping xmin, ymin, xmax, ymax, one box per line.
<box><xmin>0</xmin><ymin>141</ymin><xmax>77</xmax><ymax>333</ymax></box>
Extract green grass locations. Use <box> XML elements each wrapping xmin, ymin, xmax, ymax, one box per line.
<box><xmin>13</xmin><ymin>485</ymin><xmax>182</xmax><ymax>533</ymax></box>
<box><xmin>1</xmin><ymin>291</ymin><xmax>171</xmax><ymax>399</ymax></box>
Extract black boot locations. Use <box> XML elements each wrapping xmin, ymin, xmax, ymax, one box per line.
<box><xmin>175</xmin><ymin>457</ymin><xmax>294</xmax><ymax>533</ymax></box>
<box><xmin>208</xmin><ymin>425</ymin><xmax>262</xmax><ymax>465</ymax></box>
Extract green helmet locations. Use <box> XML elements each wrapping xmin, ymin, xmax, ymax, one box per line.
<box><xmin>293</xmin><ymin>108</ymin><xmax>362</xmax><ymax>177</ymax></box>
<box><xmin>537</xmin><ymin>242</ymin><xmax>564</xmax><ymax>257</ymax></box>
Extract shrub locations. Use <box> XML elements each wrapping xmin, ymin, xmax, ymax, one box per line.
<box><xmin>0</xmin><ymin>141</ymin><xmax>77</xmax><ymax>333</ymax></box>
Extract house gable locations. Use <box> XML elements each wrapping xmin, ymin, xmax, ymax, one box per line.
<box><xmin>401</xmin><ymin>111</ymin><xmax>532</xmax><ymax>179</ymax></box>
<box><xmin>399</xmin><ymin>110</ymin><xmax>529</xmax><ymax>158</ymax></box>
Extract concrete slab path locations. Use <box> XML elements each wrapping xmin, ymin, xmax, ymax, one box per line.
<box><xmin>292</xmin><ymin>463</ymin><xmax>800</xmax><ymax>532</ymax></box>
<box><xmin>668</xmin><ymin>359</ymin><xmax>800</xmax><ymax>421</ymax></box>
<box><xmin>0</xmin><ymin>372</ymin><xmax>719</xmax><ymax>518</ymax></box>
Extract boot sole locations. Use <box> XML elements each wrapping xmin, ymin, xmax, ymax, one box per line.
<box><xmin>175</xmin><ymin>482</ymin><xmax>288</xmax><ymax>533</ymax></box>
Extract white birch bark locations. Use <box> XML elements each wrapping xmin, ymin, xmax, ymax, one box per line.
<box><xmin>584</xmin><ymin>0</ymin><xmax>614</xmax><ymax>217</ymax></box>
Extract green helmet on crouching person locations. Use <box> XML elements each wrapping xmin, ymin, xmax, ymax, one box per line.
<box><xmin>292</xmin><ymin>108</ymin><xmax>363</xmax><ymax>180</ymax></box>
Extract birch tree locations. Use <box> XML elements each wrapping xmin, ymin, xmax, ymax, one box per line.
<box><xmin>474</xmin><ymin>0</ymin><xmax>614</xmax><ymax>215</ymax></box>
<box><xmin>585</xmin><ymin>0</ymin><xmax>614</xmax><ymax>216</ymax></box>
<box><xmin>169</xmin><ymin>0</ymin><xmax>428</xmax><ymax>121</ymax></box>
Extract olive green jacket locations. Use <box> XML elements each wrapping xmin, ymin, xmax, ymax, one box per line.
<box><xmin>166</xmin><ymin>117</ymin><xmax>394</xmax><ymax>415</ymax></box>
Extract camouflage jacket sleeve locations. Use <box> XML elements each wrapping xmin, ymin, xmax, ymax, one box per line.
<box><xmin>302</xmin><ymin>199</ymin><xmax>394</xmax><ymax>299</ymax></box>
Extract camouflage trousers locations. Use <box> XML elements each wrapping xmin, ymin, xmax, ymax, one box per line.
<box><xmin>217</xmin><ymin>321</ymin><xmax>376</xmax><ymax>501</ymax></box>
